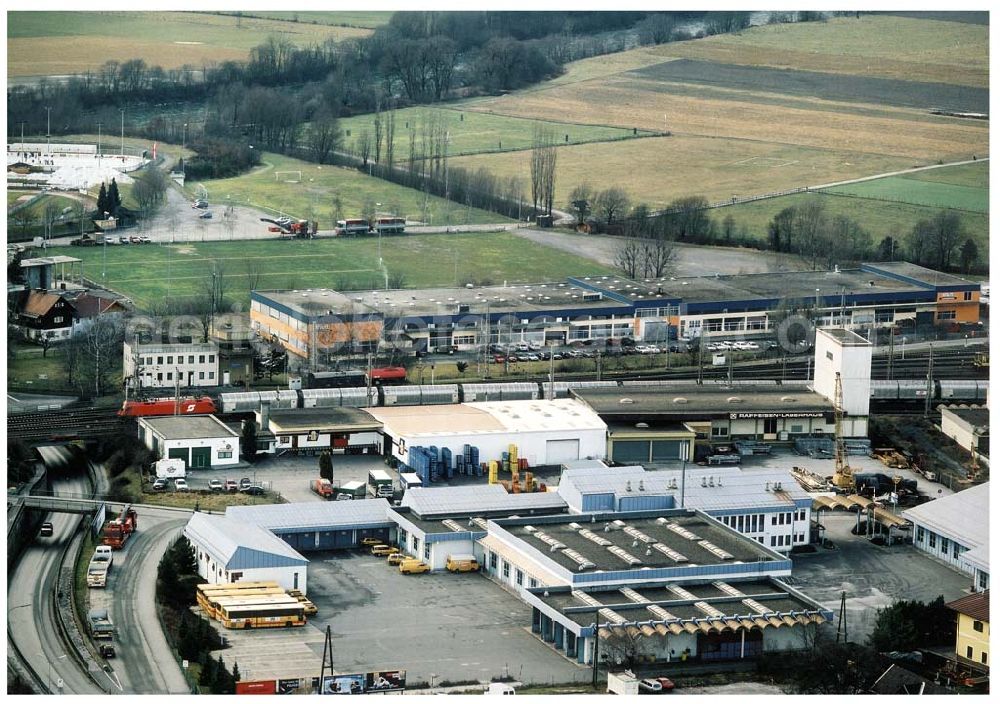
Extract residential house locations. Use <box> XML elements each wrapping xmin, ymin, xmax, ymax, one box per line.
<box><xmin>946</xmin><ymin>591</ymin><xmax>989</xmax><ymax>670</ymax></box>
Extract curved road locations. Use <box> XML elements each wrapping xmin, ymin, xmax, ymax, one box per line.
<box><xmin>8</xmin><ymin>477</ymin><xmax>103</xmax><ymax>695</ymax></box>
<box><xmin>106</xmin><ymin>510</ymin><xmax>190</xmax><ymax>694</ymax></box>
<box><xmin>9</xmin><ymin>465</ymin><xmax>192</xmax><ymax>694</ymax></box>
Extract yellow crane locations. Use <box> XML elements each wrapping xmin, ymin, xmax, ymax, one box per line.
<box><xmin>831</xmin><ymin>372</ymin><xmax>854</xmax><ymax>491</ymax></box>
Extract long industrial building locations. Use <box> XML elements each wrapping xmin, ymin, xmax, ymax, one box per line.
<box><xmin>250</xmin><ymin>262</ymin><xmax>979</xmax><ymax>360</ymax></box>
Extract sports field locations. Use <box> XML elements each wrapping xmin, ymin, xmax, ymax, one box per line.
<box><xmin>186</xmin><ymin>152</ymin><xmax>510</xmax><ymax>226</ymax></box>
<box><xmin>338</xmin><ymin>107</ymin><xmax>657</xmax><ymax>160</ymax></box>
<box><xmin>46</xmin><ymin>233</ymin><xmax>615</xmax><ymax>310</ymax></box>
<box><xmin>7</xmin><ymin>11</ymin><xmax>372</xmax><ymax>78</ymax></box>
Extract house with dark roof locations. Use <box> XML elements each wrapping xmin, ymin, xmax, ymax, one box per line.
<box><xmin>16</xmin><ymin>290</ymin><xmax>75</xmax><ymax>343</ymax></box>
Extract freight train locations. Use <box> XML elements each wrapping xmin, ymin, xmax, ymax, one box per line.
<box><xmin>118</xmin><ymin>378</ymin><xmax>988</xmax><ymax>418</ymax></box>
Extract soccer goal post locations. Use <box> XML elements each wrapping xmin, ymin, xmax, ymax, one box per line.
<box><xmin>275</xmin><ymin>170</ymin><xmax>302</xmax><ymax>183</ymax></box>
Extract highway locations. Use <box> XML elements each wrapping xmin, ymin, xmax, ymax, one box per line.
<box><xmin>7</xmin><ymin>477</ymin><xmax>104</xmax><ymax>695</ymax></box>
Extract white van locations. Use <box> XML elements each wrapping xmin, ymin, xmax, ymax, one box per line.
<box><xmin>155</xmin><ymin>458</ymin><xmax>186</xmax><ymax>479</ymax></box>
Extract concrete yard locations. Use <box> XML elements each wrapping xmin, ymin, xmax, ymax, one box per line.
<box><xmin>788</xmin><ymin>513</ymin><xmax>971</xmax><ymax>642</ymax></box>
<box><xmin>210</xmin><ymin>552</ymin><xmax>588</xmax><ymax>686</ymax></box>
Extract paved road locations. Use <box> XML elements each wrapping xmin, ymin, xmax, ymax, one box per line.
<box><xmin>7</xmin><ymin>477</ymin><xmax>104</xmax><ymax>695</ymax></box>
<box><xmin>104</xmin><ymin>511</ymin><xmax>190</xmax><ymax>694</ymax></box>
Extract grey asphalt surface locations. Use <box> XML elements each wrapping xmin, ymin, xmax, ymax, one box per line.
<box><xmin>7</xmin><ymin>477</ymin><xmax>104</xmax><ymax>695</ymax></box>
<box><xmin>97</xmin><ymin>510</ymin><xmax>191</xmax><ymax>694</ymax></box>
<box><xmin>789</xmin><ymin>513</ymin><xmax>971</xmax><ymax>641</ymax></box>
<box><xmin>215</xmin><ymin>552</ymin><xmax>588</xmax><ymax>686</ymax></box>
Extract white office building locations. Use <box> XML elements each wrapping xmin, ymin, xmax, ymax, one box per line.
<box><xmin>124</xmin><ymin>340</ymin><xmax>221</xmax><ymax>389</ymax></box>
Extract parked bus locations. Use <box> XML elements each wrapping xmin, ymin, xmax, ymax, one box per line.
<box><xmin>198</xmin><ymin>588</ymin><xmax>289</xmax><ymax>618</ymax></box>
<box><xmin>209</xmin><ymin>595</ymin><xmax>300</xmax><ymax>620</ymax></box>
<box><xmin>367</xmin><ymin>469</ymin><xmax>394</xmax><ymax>498</ymax></box>
<box><xmin>219</xmin><ymin>602</ymin><xmax>307</xmax><ymax>629</ymax></box>
<box><xmin>335</xmin><ymin>218</ymin><xmax>371</xmax><ymax>236</ymax></box>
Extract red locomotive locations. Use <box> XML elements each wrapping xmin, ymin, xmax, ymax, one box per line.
<box><xmin>118</xmin><ymin>396</ymin><xmax>217</xmax><ymax>417</ymax></box>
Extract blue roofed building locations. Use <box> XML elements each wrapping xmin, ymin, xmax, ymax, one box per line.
<box><xmin>183</xmin><ymin>512</ymin><xmax>309</xmax><ymax>593</ymax></box>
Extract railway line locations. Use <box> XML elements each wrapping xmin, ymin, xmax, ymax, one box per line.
<box><xmin>7</xmin><ymin>408</ymin><xmax>127</xmax><ymax>442</ymax></box>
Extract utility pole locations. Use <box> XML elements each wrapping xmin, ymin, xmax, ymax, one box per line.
<box><xmin>45</xmin><ymin>107</ymin><xmax>51</xmax><ymax>156</ymax></box>
<box><xmin>596</xmin><ymin>350</ymin><xmax>602</xmax><ymax>382</ymax></box>
<box><xmin>120</xmin><ymin>108</ymin><xmax>125</xmax><ymax>156</ymax></box>
<box><xmin>318</xmin><ymin>625</ymin><xmax>334</xmax><ymax>693</ymax></box>
<box><xmin>591</xmin><ymin>624</ymin><xmax>600</xmax><ymax>688</ymax></box>
<box><xmin>886</xmin><ymin>332</ymin><xmax>894</xmax><ymax>380</ymax></box>
<box><xmin>548</xmin><ymin>343</ymin><xmax>555</xmax><ymax>400</ymax></box>
<box><xmin>97</xmin><ymin>122</ymin><xmax>103</xmax><ymax>166</ymax></box>
<box><xmin>697</xmin><ymin>336</ymin><xmax>704</xmax><ymax>384</ymax></box>
<box><xmin>924</xmin><ymin>344</ymin><xmax>934</xmax><ymax>417</ymax></box>
<box><xmin>835</xmin><ymin>591</ymin><xmax>848</xmax><ymax>644</ymax></box>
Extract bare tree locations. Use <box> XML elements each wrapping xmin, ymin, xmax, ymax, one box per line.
<box><xmin>529</xmin><ymin>126</ymin><xmax>557</xmax><ymax>217</ymax></box>
<box><xmin>196</xmin><ymin>259</ymin><xmax>229</xmax><ymax>342</ymax></box>
<box><xmin>222</xmin><ymin>204</ymin><xmax>237</xmax><ymax>241</ymax></box>
<box><xmin>307</xmin><ymin>107</ymin><xmax>342</xmax><ymax>164</ymax></box>
<box><xmin>356</xmin><ymin>128</ymin><xmax>372</xmax><ymax>167</ymax></box>
<box><xmin>614</xmin><ymin>235</ymin><xmax>643</xmax><ymax>278</ymax></box>
<box><xmin>385</xmin><ymin>104</ymin><xmax>397</xmax><ymax>175</ymax></box>
<box><xmin>373</xmin><ymin>99</ymin><xmax>384</xmax><ymax>166</ymax></box>
<box><xmin>641</xmin><ymin>233</ymin><xmax>678</xmax><ymax>278</ymax></box>
<box><xmin>594</xmin><ymin>187</ymin><xmax>631</xmax><ymax>228</ymax></box>
<box><xmin>244</xmin><ymin>259</ymin><xmax>262</xmax><ymax>291</ymax></box>
<box><xmin>42</xmin><ymin>203</ymin><xmax>61</xmax><ymax>243</ymax></box>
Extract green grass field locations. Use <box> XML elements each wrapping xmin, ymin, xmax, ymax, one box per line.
<box><xmin>7</xmin><ymin>193</ymin><xmax>80</xmax><ymax>218</ymax></box>
<box><xmin>823</xmin><ymin>175</ymin><xmax>988</xmax><ymax>213</ymax></box>
<box><xmin>338</xmin><ymin>106</ymin><xmax>658</xmax><ymax>160</ymax></box>
<box><xmin>898</xmin><ymin>160</ymin><xmax>989</xmax><ymax>189</ymax></box>
<box><xmin>8</xmin><ymin>11</ymin><xmax>372</xmax><ymax>77</ymax></box>
<box><xmin>46</xmin><ymin>233</ymin><xmax>615</xmax><ymax>310</ymax></box>
<box><xmin>714</xmin><ymin>191</ymin><xmax>988</xmax><ymax>261</ymax></box>
<box><xmin>218</xmin><ymin>11</ymin><xmax>392</xmax><ymax>28</ymax></box>
<box><xmin>186</xmin><ymin>151</ymin><xmax>511</xmax><ymax>226</ymax></box>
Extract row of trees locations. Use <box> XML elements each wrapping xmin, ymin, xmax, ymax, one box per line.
<box><xmin>157</xmin><ymin>537</ymin><xmax>240</xmax><ymax>694</ymax></box>
<box><xmin>569</xmin><ymin>184</ymin><xmax>983</xmax><ymax>278</ymax></box>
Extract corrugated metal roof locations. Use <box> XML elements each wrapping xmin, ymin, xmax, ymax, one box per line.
<box><xmin>401</xmin><ymin>484</ymin><xmax>567</xmax><ymax>517</ymax></box>
<box><xmin>559</xmin><ymin>466</ymin><xmax>811</xmax><ymax>512</ymax></box>
<box><xmin>184</xmin><ymin>512</ymin><xmax>307</xmax><ymax>570</ymax></box>
<box><xmin>226</xmin><ymin>499</ymin><xmax>393</xmax><ymax>532</ymax></box>
<box><xmin>902</xmin><ymin>482</ymin><xmax>989</xmax><ymax>549</ymax></box>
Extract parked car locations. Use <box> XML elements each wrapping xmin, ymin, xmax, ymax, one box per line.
<box><xmin>655</xmin><ymin>677</ymin><xmax>675</xmax><ymax>691</ymax></box>
<box><xmin>173</xmin><ymin>478</ymin><xmax>190</xmax><ymax>492</ymax></box>
<box><xmin>242</xmin><ymin>485</ymin><xmax>265</xmax><ymax>496</ymax></box>
<box><xmin>208</xmin><ymin>479</ymin><xmax>224</xmax><ymax>492</ymax></box>
<box><xmin>371</xmin><ymin>544</ymin><xmax>399</xmax><ymax>557</ymax></box>
<box><xmin>387</xmin><ymin>553</ymin><xmax>407</xmax><ymax>566</ymax></box>
<box><xmin>361</xmin><ymin>537</ymin><xmax>383</xmax><ymax>546</ymax></box>
<box><xmin>198</xmin><ymin>211</ymin><xmax>213</xmax><ymax>219</ymax></box>
<box><xmin>399</xmin><ymin>560</ymin><xmax>430</xmax><ymax>575</ymax></box>
<box><xmin>119</xmin><ymin>235</ymin><xmax>130</xmax><ymax>244</ymax></box>
<box><xmin>151</xmin><ymin>478</ymin><xmax>168</xmax><ymax>492</ymax></box>
<box><xmin>39</xmin><ymin>522</ymin><xmax>54</xmax><ymax>537</ymax></box>
<box><xmin>225</xmin><ymin>478</ymin><xmax>239</xmax><ymax>493</ymax></box>
<box><xmin>638</xmin><ymin>678</ymin><xmax>663</xmax><ymax>693</ymax></box>
<box><xmin>239</xmin><ymin>477</ymin><xmax>252</xmax><ymax>491</ymax></box>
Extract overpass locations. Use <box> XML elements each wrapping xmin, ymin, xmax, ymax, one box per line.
<box><xmin>20</xmin><ymin>493</ymin><xmax>201</xmax><ymax>518</ymax></box>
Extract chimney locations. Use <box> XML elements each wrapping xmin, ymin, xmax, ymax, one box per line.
<box><xmin>701</xmin><ymin>476</ymin><xmax>708</xmax><ymax>488</ymax></box>
<box><xmin>638</xmin><ymin>480</ymin><xmax>645</xmax><ymax>492</ymax></box>
<box><xmin>625</xmin><ymin>480</ymin><xmax>632</xmax><ymax>492</ymax></box>
<box><xmin>260</xmin><ymin>400</ymin><xmax>271</xmax><ymax>429</ymax></box>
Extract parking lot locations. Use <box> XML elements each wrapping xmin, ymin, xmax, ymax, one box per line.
<box><xmin>789</xmin><ymin>513</ymin><xmax>971</xmax><ymax>641</ymax></box>
<box><xmin>211</xmin><ymin>552</ymin><xmax>588</xmax><ymax>686</ymax></box>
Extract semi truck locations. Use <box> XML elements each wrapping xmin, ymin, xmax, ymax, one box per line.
<box><xmin>87</xmin><ymin>546</ymin><xmax>114</xmax><ymax>588</ymax></box>
<box><xmin>102</xmin><ymin>505</ymin><xmax>138</xmax><ymax>549</ymax></box>
<box><xmin>367</xmin><ymin>469</ymin><xmax>394</xmax><ymax>499</ymax></box>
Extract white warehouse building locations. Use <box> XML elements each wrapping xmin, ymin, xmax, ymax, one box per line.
<box><xmin>138</xmin><ymin>415</ymin><xmax>241</xmax><ymax>469</ymax></box>
<box><xmin>556</xmin><ymin>464</ymin><xmax>814</xmax><ymax>553</ymax></box>
<box><xmin>368</xmin><ymin>398</ymin><xmax>608</xmax><ymax>468</ymax></box>
<box><xmin>902</xmin><ymin>482</ymin><xmax>989</xmax><ymax>590</ymax></box>
<box><xmin>183</xmin><ymin>512</ymin><xmax>309</xmax><ymax>594</ymax></box>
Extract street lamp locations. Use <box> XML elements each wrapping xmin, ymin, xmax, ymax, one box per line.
<box><xmin>120</xmin><ymin>108</ymin><xmax>125</xmax><ymax>157</ymax></box>
<box><xmin>45</xmin><ymin>106</ymin><xmax>51</xmax><ymax>156</ymax></box>
<box><xmin>901</xmin><ymin>336</ymin><xmax>907</xmax><ymax>360</ymax></box>
<box><xmin>182</xmin><ymin>123</ymin><xmax>188</xmax><ymax>151</ymax></box>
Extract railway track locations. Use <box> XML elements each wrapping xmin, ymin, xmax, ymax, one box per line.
<box><xmin>6</xmin><ymin>407</ymin><xmax>127</xmax><ymax>442</ymax></box>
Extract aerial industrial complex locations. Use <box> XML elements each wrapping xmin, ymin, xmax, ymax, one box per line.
<box><xmin>7</xmin><ymin>9</ymin><xmax>990</xmax><ymax>698</ymax></box>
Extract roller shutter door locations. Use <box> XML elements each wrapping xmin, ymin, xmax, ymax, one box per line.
<box><xmin>612</xmin><ymin>441</ymin><xmax>650</xmax><ymax>464</ymax></box>
<box><xmin>546</xmin><ymin>439</ymin><xmax>580</xmax><ymax>464</ymax></box>
<box><xmin>651</xmin><ymin>440</ymin><xmax>683</xmax><ymax>461</ymax></box>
